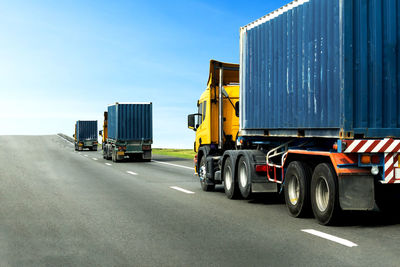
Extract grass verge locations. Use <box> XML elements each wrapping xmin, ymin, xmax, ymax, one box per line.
<box><xmin>152</xmin><ymin>148</ymin><xmax>195</xmax><ymax>159</ymax></box>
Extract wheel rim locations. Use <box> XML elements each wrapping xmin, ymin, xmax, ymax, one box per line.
<box><xmin>225</xmin><ymin>166</ymin><xmax>232</xmax><ymax>190</ymax></box>
<box><xmin>288</xmin><ymin>175</ymin><xmax>300</xmax><ymax>205</ymax></box>
<box><xmin>239</xmin><ymin>161</ymin><xmax>248</xmax><ymax>188</ymax></box>
<box><xmin>199</xmin><ymin>161</ymin><xmax>206</xmax><ymax>182</ymax></box>
<box><xmin>315</xmin><ymin>176</ymin><xmax>329</xmax><ymax>212</ymax></box>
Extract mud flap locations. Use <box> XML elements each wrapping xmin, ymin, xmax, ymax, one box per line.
<box><xmin>143</xmin><ymin>150</ymin><xmax>152</xmax><ymax>160</ymax></box>
<box><xmin>251</xmin><ymin>182</ymin><xmax>278</xmax><ymax>193</ymax></box>
<box><xmin>338</xmin><ymin>175</ymin><xmax>375</xmax><ymax>210</ymax></box>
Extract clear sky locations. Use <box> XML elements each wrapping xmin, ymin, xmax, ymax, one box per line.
<box><xmin>0</xmin><ymin>0</ymin><xmax>289</xmax><ymax>148</ymax></box>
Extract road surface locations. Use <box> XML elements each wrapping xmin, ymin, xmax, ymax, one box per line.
<box><xmin>0</xmin><ymin>135</ymin><xmax>399</xmax><ymax>266</ymax></box>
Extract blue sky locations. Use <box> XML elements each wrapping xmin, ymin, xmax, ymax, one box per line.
<box><xmin>0</xmin><ymin>0</ymin><xmax>288</xmax><ymax>148</ymax></box>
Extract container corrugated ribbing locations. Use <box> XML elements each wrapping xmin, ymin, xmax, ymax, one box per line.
<box><xmin>240</xmin><ymin>0</ymin><xmax>400</xmax><ymax>138</ymax></box>
<box><xmin>107</xmin><ymin>103</ymin><xmax>153</xmax><ymax>142</ymax></box>
<box><xmin>76</xmin><ymin>121</ymin><xmax>97</xmax><ymax>141</ymax></box>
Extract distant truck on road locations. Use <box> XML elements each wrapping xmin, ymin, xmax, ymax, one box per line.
<box><xmin>100</xmin><ymin>102</ymin><xmax>153</xmax><ymax>162</ymax></box>
<box><xmin>74</xmin><ymin>120</ymin><xmax>98</xmax><ymax>151</ymax></box>
<box><xmin>188</xmin><ymin>0</ymin><xmax>400</xmax><ymax>225</ymax></box>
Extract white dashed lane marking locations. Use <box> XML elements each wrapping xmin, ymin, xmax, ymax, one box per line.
<box><xmin>169</xmin><ymin>186</ymin><xmax>195</xmax><ymax>194</ymax></box>
<box><xmin>105</xmin><ymin>163</ymin><xmax>112</xmax><ymax>166</ymax></box>
<box><xmin>127</xmin><ymin>171</ymin><xmax>138</xmax><ymax>176</ymax></box>
<box><xmin>302</xmin><ymin>229</ymin><xmax>358</xmax><ymax>247</ymax></box>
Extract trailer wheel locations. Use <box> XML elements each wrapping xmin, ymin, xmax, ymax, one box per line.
<box><xmin>284</xmin><ymin>161</ymin><xmax>312</xmax><ymax>217</ymax></box>
<box><xmin>112</xmin><ymin>150</ymin><xmax>118</xmax><ymax>162</ymax></box>
<box><xmin>103</xmin><ymin>146</ymin><xmax>108</xmax><ymax>159</ymax></box>
<box><xmin>223</xmin><ymin>157</ymin><xmax>240</xmax><ymax>199</ymax></box>
<box><xmin>107</xmin><ymin>146</ymin><xmax>112</xmax><ymax>160</ymax></box>
<box><xmin>199</xmin><ymin>156</ymin><xmax>215</xmax><ymax>191</ymax></box>
<box><xmin>238</xmin><ymin>156</ymin><xmax>252</xmax><ymax>199</ymax></box>
<box><xmin>311</xmin><ymin>163</ymin><xmax>340</xmax><ymax>225</ymax></box>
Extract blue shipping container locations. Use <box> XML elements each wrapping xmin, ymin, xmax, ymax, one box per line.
<box><xmin>76</xmin><ymin>121</ymin><xmax>97</xmax><ymax>141</ymax></box>
<box><xmin>240</xmin><ymin>0</ymin><xmax>400</xmax><ymax>139</ymax></box>
<box><xmin>107</xmin><ymin>103</ymin><xmax>153</xmax><ymax>142</ymax></box>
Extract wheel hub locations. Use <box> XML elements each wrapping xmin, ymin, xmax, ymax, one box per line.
<box><xmin>288</xmin><ymin>175</ymin><xmax>300</xmax><ymax>205</ymax></box>
<box><xmin>239</xmin><ymin>162</ymin><xmax>248</xmax><ymax>188</ymax></box>
<box><xmin>199</xmin><ymin>165</ymin><xmax>206</xmax><ymax>181</ymax></box>
<box><xmin>315</xmin><ymin>177</ymin><xmax>329</xmax><ymax>212</ymax></box>
<box><xmin>225</xmin><ymin>166</ymin><xmax>232</xmax><ymax>190</ymax></box>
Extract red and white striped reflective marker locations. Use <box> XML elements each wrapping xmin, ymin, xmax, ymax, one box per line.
<box><xmin>342</xmin><ymin>138</ymin><xmax>400</xmax><ymax>184</ymax></box>
<box><xmin>343</xmin><ymin>138</ymin><xmax>400</xmax><ymax>153</ymax></box>
<box><xmin>384</xmin><ymin>152</ymin><xmax>400</xmax><ymax>184</ymax></box>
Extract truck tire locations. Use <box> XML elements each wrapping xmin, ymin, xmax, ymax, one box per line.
<box><xmin>112</xmin><ymin>150</ymin><xmax>118</xmax><ymax>162</ymax></box>
<box><xmin>199</xmin><ymin>156</ymin><xmax>215</xmax><ymax>191</ymax></box>
<box><xmin>238</xmin><ymin>156</ymin><xmax>252</xmax><ymax>199</ymax></box>
<box><xmin>284</xmin><ymin>161</ymin><xmax>312</xmax><ymax>217</ymax></box>
<box><xmin>223</xmin><ymin>157</ymin><xmax>240</xmax><ymax>199</ymax></box>
<box><xmin>103</xmin><ymin>146</ymin><xmax>108</xmax><ymax>159</ymax></box>
<box><xmin>311</xmin><ymin>163</ymin><xmax>340</xmax><ymax>225</ymax></box>
<box><xmin>106</xmin><ymin>148</ymin><xmax>112</xmax><ymax>160</ymax></box>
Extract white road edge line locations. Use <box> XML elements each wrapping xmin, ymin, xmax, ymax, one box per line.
<box><xmin>153</xmin><ymin>160</ymin><xmax>194</xmax><ymax>170</ymax></box>
<box><xmin>92</xmin><ymin>158</ymin><xmax>98</xmax><ymax>161</ymax></box>
<box><xmin>105</xmin><ymin>163</ymin><xmax>112</xmax><ymax>166</ymax></box>
<box><xmin>302</xmin><ymin>229</ymin><xmax>358</xmax><ymax>248</ymax></box>
<box><xmin>57</xmin><ymin>134</ymin><xmax>74</xmax><ymax>144</ymax></box>
<box><xmin>127</xmin><ymin>171</ymin><xmax>138</xmax><ymax>176</ymax></box>
<box><xmin>169</xmin><ymin>186</ymin><xmax>195</xmax><ymax>194</ymax></box>
<box><xmin>84</xmin><ymin>155</ymin><xmax>88</xmax><ymax>157</ymax></box>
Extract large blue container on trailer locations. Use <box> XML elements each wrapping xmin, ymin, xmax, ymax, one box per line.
<box><xmin>240</xmin><ymin>0</ymin><xmax>400</xmax><ymax>139</ymax></box>
<box><xmin>76</xmin><ymin>121</ymin><xmax>97</xmax><ymax>141</ymax></box>
<box><xmin>107</xmin><ymin>103</ymin><xmax>153</xmax><ymax>142</ymax></box>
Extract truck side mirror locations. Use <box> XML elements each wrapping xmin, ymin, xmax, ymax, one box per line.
<box><xmin>99</xmin><ymin>130</ymin><xmax>103</xmax><ymax>136</ymax></box>
<box><xmin>188</xmin><ymin>114</ymin><xmax>196</xmax><ymax>130</ymax></box>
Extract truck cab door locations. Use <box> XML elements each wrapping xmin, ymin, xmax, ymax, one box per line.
<box><xmin>195</xmin><ymin>100</ymin><xmax>208</xmax><ymax>149</ymax></box>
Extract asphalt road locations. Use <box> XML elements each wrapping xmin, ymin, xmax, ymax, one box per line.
<box><xmin>1</xmin><ymin>135</ymin><xmax>400</xmax><ymax>266</ymax></box>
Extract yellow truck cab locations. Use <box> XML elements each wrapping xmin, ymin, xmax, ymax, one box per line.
<box><xmin>99</xmin><ymin>111</ymin><xmax>108</xmax><ymax>147</ymax></box>
<box><xmin>188</xmin><ymin>60</ymin><xmax>240</xmax><ymax>190</ymax></box>
<box><xmin>189</xmin><ymin>60</ymin><xmax>240</xmax><ymax>152</ymax></box>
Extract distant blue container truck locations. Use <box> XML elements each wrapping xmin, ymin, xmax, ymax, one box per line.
<box><xmin>102</xmin><ymin>102</ymin><xmax>153</xmax><ymax>162</ymax></box>
<box><xmin>74</xmin><ymin>120</ymin><xmax>98</xmax><ymax>151</ymax></box>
